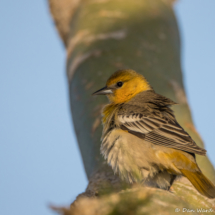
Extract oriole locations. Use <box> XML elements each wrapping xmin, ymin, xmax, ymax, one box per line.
<box><xmin>92</xmin><ymin>69</ymin><xmax>215</xmax><ymax>198</ymax></box>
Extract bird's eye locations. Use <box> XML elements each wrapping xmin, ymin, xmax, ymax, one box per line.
<box><xmin>116</xmin><ymin>82</ymin><xmax>123</xmax><ymax>87</ymax></box>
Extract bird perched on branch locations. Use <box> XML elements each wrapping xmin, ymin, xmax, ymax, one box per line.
<box><xmin>93</xmin><ymin>69</ymin><xmax>215</xmax><ymax>199</ymax></box>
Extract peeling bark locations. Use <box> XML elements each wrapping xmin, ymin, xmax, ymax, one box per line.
<box><xmin>51</xmin><ymin>179</ymin><xmax>215</xmax><ymax>215</ymax></box>
<box><xmin>49</xmin><ymin>0</ymin><xmax>81</xmax><ymax>45</ymax></box>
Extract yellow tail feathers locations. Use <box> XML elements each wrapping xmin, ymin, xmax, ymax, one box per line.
<box><xmin>180</xmin><ymin>169</ymin><xmax>215</xmax><ymax>199</ymax></box>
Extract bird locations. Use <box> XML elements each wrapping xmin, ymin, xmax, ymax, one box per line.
<box><xmin>92</xmin><ymin>69</ymin><xmax>215</xmax><ymax>199</ymax></box>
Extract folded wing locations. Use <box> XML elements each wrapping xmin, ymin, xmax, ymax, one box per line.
<box><xmin>118</xmin><ymin>113</ymin><xmax>206</xmax><ymax>156</ymax></box>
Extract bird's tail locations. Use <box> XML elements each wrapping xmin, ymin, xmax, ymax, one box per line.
<box><xmin>180</xmin><ymin>169</ymin><xmax>215</xmax><ymax>199</ymax></box>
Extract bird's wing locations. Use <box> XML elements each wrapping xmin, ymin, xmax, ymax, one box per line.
<box><xmin>118</xmin><ymin>113</ymin><xmax>206</xmax><ymax>156</ymax></box>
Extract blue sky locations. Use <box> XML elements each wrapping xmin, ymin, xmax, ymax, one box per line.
<box><xmin>0</xmin><ymin>1</ymin><xmax>214</xmax><ymax>215</ymax></box>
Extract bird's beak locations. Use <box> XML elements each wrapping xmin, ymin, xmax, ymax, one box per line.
<box><xmin>92</xmin><ymin>86</ymin><xmax>113</xmax><ymax>95</ymax></box>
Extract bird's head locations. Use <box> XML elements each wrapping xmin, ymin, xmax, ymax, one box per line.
<box><xmin>92</xmin><ymin>69</ymin><xmax>152</xmax><ymax>103</ymax></box>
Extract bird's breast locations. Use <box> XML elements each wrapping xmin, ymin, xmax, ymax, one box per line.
<box><xmin>100</xmin><ymin>128</ymin><xmax>156</xmax><ymax>182</ymax></box>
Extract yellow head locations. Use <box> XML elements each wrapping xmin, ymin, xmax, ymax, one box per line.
<box><xmin>93</xmin><ymin>69</ymin><xmax>152</xmax><ymax>104</ymax></box>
